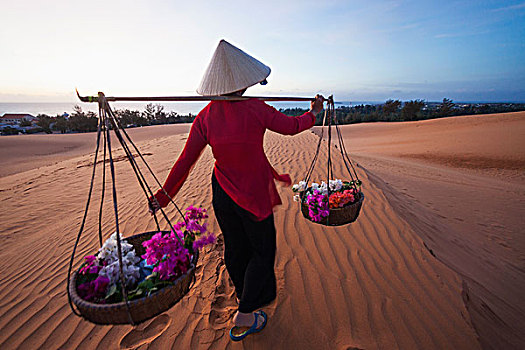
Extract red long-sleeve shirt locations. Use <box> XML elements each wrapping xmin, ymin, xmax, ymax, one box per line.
<box><xmin>153</xmin><ymin>98</ymin><xmax>316</xmax><ymax>221</ymax></box>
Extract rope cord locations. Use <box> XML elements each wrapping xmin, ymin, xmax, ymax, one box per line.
<box><xmin>340</xmin><ymin>129</ymin><xmax>360</xmax><ymax>184</ymax></box>
<box><xmin>327</xmin><ymin>98</ymin><xmax>333</xmax><ymax>197</ymax></box>
<box><xmin>97</xmin><ymin>118</ymin><xmax>107</xmax><ymax>247</ymax></box>
<box><xmin>104</xmin><ymin>104</ymin><xmax>186</xmax><ymax>239</ymax></box>
<box><xmin>153</xmin><ymin>211</ymin><xmax>161</xmax><ymax>232</ymax></box>
<box><xmin>103</xmin><ymin>107</ymin><xmax>168</xmax><ymax>235</ymax></box>
<box><xmin>335</xmin><ymin>122</ymin><xmax>359</xmax><ymax>189</ymax></box>
<box><xmin>303</xmin><ymin>106</ymin><xmax>328</xmax><ymax>185</ymax></box>
<box><xmin>333</xmin><ymin>112</ymin><xmax>360</xmax><ymax>187</ymax></box>
<box><xmin>326</xmin><ymin>99</ymin><xmax>334</xmax><ymax>225</ymax></box>
<box><xmin>300</xmin><ymin>96</ymin><xmax>361</xmax><ymax>205</ymax></box>
<box><xmin>330</xmin><ymin>102</ymin><xmax>336</xmax><ymax>181</ymax></box>
<box><xmin>336</xmin><ymin>128</ymin><xmax>357</xmax><ymax>187</ymax></box>
<box><xmin>66</xmin><ymin>105</ymin><xmax>104</xmax><ymax>317</ymax></box>
<box><xmin>101</xmin><ymin>99</ymin><xmax>135</xmax><ymax>325</ymax></box>
<box><xmin>105</xmin><ymin>103</ymin><xmax>187</xmax><ymax>225</ymax></box>
<box><xmin>105</xmin><ymin>112</ymin><xmax>160</xmax><ymax>229</ymax></box>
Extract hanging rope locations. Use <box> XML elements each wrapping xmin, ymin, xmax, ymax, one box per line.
<box><xmin>104</xmin><ymin>103</ymin><xmax>187</xmax><ymax>226</ymax></box>
<box><xmin>67</xmin><ymin>92</ymin><xmax>197</xmax><ymax>324</ymax></box>
<box><xmin>298</xmin><ymin>96</ymin><xmax>363</xmax><ymax>226</ymax></box>
<box><xmin>68</xmin><ymin>90</ymin><xmax>344</xmax><ymax>323</ymax></box>
<box><xmin>303</xmin><ymin>103</ymin><xmax>329</xmax><ymax>185</ymax></box>
<box><xmin>100</xmin><ymin>99</ymin><xmax>136</xmax><ymax>324</ymax></box>
<box><xmin>103</xmin><ymin>107</ymin><xmax>162</xmax><ymax>233</ymax></box>
<box><xmin>97</xmin><ymin>117</ymin><xmax>107</xmax><ymax>247</ymax></box>
<box><xmin>326</xmin><ymin>96</ymin><xmax>334</xmax><ymax>199</ymax></box>
<box><xmin>301</xmin><ymin>96</ymin><xmax>362</xmax><ymax>196</ymax></box>
<box><xmin>66</xmin><ymin>104</ymin><xmax>104</xmax><ymax>317</ymax></box>
<box><xmin>104</xmin><ymin>104</ymin><xmax>186</xmax><ymax>238</ymax></box>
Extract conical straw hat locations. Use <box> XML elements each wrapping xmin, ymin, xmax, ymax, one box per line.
<box><xmin>197</xmin><ymin>40</ymin><xmax>271</xmax><ymax>96</ymax></box>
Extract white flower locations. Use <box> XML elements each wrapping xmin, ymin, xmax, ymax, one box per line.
<box><xmin>99</xmin><ymin>264</ymin><xmax>118</xmax><ymax>285</ymax></box>
<box><xmin>329</xmin><ymin>179</ymin><xmax>343</xmax><ymax>191</ymax></box>
<box><xmin>293</xmin><ymin>194</ymin><xmax>301</xmax><ymax>202</ymax></box>
<box><xmin>292</xmin><ymin>180</ymin><xmax>308</xmax><ymax>192</ymax></box>
<box><xmin>99</xmin><ymin>251</ymin><xmax>140</xmax><ymax>287</ymax></box>
<box><xmin>98</xmin><ymin>232</ymin><xmax>134</xmax><ymax>262</ymax></box>
<box><xmin>298</xmin><ymin>181</ymin><xmax>307</xmax><ymax>191</ymax></box>
<box><xmin>97</xmin><ymin>232</ymin><xmax>140</xmax><ymax>288</ymax></box>
<box><xmin>311</xmin><ymin>182</ymin><xmax>319</xmax><ymax>190</ymax></box>
<box><xmin>319</xmin><ymin>182</ymin><xmax>328</xmax><ymax>195</ymax></box>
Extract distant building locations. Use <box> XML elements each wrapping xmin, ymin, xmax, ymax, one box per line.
<box><xmin>0</xmin><ymin>113</ymin><xmax>37</xmax><ymax>125</ymax></box>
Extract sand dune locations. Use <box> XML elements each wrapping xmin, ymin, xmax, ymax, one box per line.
<box><xmin>334</xmin><ymin>111</ymin><xmax>525</xmax><ymax>182</ymax></box>
<box><xmin>329</xmin><ymin>111</ymin><xmax>525</xmax><ymax>349</ymax></box>
<box><xmin>0</xmin><ymin>124</ymin><xmax>191</xmax><ymax>178</ymax></box>
<box><xmin>0</xmin><ymin>116</ymin><xmax>499</xmax><ymax>349</ymax></box>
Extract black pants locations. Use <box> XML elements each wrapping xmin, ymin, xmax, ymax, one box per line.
<box><xmin>212</xmin><ymin>173</ymin><xmax>277</xmax><ymax>313</ymax></box>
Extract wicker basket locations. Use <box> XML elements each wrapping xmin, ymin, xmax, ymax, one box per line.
<box><xmin>301</xmin><ymin>192</ymin><xmax>364</xmax><ymax>226</ymax></box>
<box><xmin>69</xmin><ymin>231</ymin><xmax>198</xmax><ymax>325</ymax></box>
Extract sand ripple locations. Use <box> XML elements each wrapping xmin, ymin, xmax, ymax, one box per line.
<box><xmin>0</xmin><ymin>128</ymin><xmax>480</xmax><ymax>349</ymax></box>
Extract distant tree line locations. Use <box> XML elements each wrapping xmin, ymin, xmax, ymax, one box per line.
<box><xmin>33</xmin><ymin>104</ymin><xmax>196</xmax><ymax>134</ymax></box>
<box><xmin>4</xmin><ymin>99</ymin><xmax>524</xmax><ymax>136</ymax></box>
<box><xmin>279</xmin><ymin>99</ymin><xmax>525</xmax><ymax>125</ymax></box>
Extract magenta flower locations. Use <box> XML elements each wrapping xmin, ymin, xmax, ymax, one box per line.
<box><xmin>306</xmin><ymin>190</ymin><xmax>329</xmax><ymax>222</ymax></box>
<box><xmin>79</xmin><ymin>255</ymin><xmax>101</xmax><ymax>275</ymax></box>
<box><xmin>141</xmin><ymin>206</ymin><xmax>215</xmax><ymax>281</ymax></box>
<box><xmin>142</xmin><ymin>230</ymin><xmax>191</xmax><ymax>281</ymax></box>
<box><xmin>77</xmin><ymin>275</ymin><xmax>110</xmax><ymax>302</ymax></box>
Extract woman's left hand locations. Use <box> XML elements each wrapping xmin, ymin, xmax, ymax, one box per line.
<box><xmin>148</xmin><ymin>197</ymin><xmax>160</xmax><ymax>215</ymax></box>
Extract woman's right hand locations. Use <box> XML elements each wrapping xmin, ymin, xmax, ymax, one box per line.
<box><xmin>310</xmin><ymin>94</ymin><xmax>325</xmax><ymax>115</ymax></box>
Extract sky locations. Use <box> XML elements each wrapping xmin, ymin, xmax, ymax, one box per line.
<box><xmin>0</xmin><ymin>0</ymin><xmax>524</xmax><ymax>103</ymax></box>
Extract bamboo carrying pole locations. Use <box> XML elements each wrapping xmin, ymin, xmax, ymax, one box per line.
<box><xmin>76</xmin><ymin>89</ymin><xmax>316</xmax><ymax>103</ymax></box>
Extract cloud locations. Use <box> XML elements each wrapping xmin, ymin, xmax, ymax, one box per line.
<box><xmin>491</xmin><ymin>2</ymin><xmax>525</xmax><ymax>11</ymax></box>
<box><xmin>434</xmin><ymin>30</ymin><xmax>490</xmax><ymax>39</ymax></box>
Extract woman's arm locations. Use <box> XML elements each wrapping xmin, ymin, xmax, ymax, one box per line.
<box><xmin>264</xmin><ymin>95</ymin><xmax>324</xmax><ymax>135</ymax></box>
<box><xmin>151</xmin><ymin>116</ymin><xmax>207</xmax><ymax>210</ymax></box>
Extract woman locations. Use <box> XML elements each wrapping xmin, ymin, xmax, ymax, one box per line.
<box><xmin>149</xmin><ymin>40</ymin><xmax>324</xmax><ymax>341</ymax></box>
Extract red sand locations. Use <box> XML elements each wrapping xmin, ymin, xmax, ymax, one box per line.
<box><xmin>1</xmin><ymin>112</ymin><xmax>522</xmax><ymax>349</ymax></box>
<box><xmin>329</xmin><ymin>111</ymin><xmax>525</xmax><ymax>349</ymax></box>
<box><xmin>0</xmin><ymin>124</ymin><xmax>191</xmax><ymax>178</ymax></box>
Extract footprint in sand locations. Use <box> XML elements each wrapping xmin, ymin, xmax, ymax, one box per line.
<box><xmin>119</xmin><ymin>314</ymin><xmax>171</xmax><ymax>349</ymax></box>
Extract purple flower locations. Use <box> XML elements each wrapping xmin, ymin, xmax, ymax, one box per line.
<box><xmin>78</xmin><ymin>275</ymin><xmax>110</xmax><ymax>302</ymax></box>
<box><xmin>185</xmin><ymin>205</ymin><xmax>208</xmax><ymax>221</ymax></box>
<box><xmin>193</xmin><ymin>233</ymin><xmax>217</xmax><ymax>251</ymax></box>
<box><xmin>88</xmin><ymin>265</ymin><xmax>102</xmax><ymax>274</ymax></box>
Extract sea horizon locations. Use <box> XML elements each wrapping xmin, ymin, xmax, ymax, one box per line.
<box><xmin>0</xmin><ymin>101</ymin><xmax>358</xmax><ymax>117</ymax></box>
<box><xmin>2</xmin><ymin>100</ymin><xmax>524</xmax><ymax>117</ymax></box>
